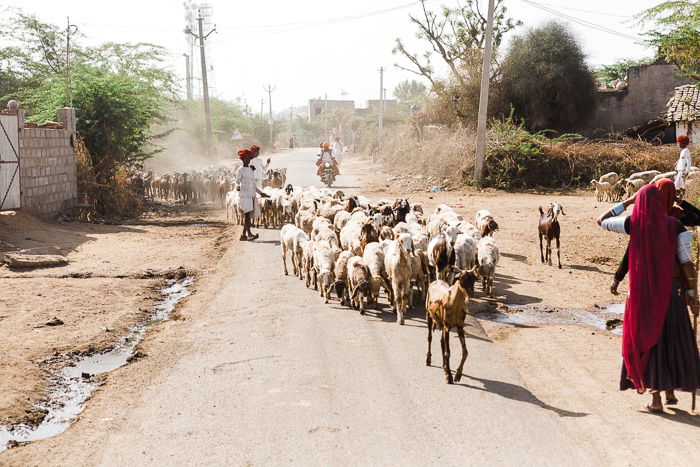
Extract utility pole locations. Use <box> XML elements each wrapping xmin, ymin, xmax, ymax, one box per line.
<box><xmin>324</xmin><ymin>93</ymin><xmax>329</xmax><ymax>142</ymax></box>
<box><xmin>263</xmin><ymin>84</ymin><xmax>276</xmax><ymax>146</ymax></box>
<box><xmin>186</xmin><ymin>11</ymin><xmax>216</xmax><ymax>157</ymax></box>
<box><xmin>289</xmin><ymin>105</ymin><xmax>294</xmax><ymax>137</ymax></box>
<box><xmin>64</xmin><ymin>17</ymin><xmax>78</xmax><ymax>107</ymax></box>
<box><xmin>474</xmin><ymin>0</ymin><xmax>495</xmax><ymax>184</ymax></box>
<box><xmin>183</xmin><ymin>54</ymin><xmax>193</xmax><ymax>101</ymax></box>
<box><xmin>377</xmin><ymin>66</ymin><xmax>385</xmax><ymax>163</ymax></box>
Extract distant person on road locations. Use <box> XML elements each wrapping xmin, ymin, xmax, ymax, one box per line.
<box><xmin>236</xmin><ymin>149</ymin><xmax>269</xmax><ymax>241</ymax></box>
<box><xmin>316</xmin><ymin>142</ymin><xmax>340</xmax><ymax>178</ymax></box>
<box><xmin>249</xmin><ymin>145</ymin><xmax>271</xmax><ymax>190</ymax></box>
<box><xmin>674</xmin><ymin>135</ymin><xmax>692</xmax><ymax>197</ymax></box>
<box><xmin>597</xmin><ymin>184</ymin><xmax>700</xmax><ymax>413</ymax></box>
<box><xmin>332</xmin><ymin>136</ymin><xmax>343</xmax><ymax>164</ymax></box>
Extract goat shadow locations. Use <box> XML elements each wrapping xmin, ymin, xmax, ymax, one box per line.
<box><xmin>457</xmin><ymin>375</ymin><xmax>589</xmax><ymax>418</ymax></box>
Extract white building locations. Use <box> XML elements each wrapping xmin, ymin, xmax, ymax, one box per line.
<box><xmin>666</xmin><ymin>84</ymin><xmax>700</xmax><ymax>144</ymax></box>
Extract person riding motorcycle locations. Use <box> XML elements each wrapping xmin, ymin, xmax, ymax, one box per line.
<box><xmin>316</xmin><ymin>142</ymin><xmax>340</xmax><ymax>178</ymax></box>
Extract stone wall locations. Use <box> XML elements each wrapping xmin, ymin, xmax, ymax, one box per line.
<box><xmin>18</xmin><ymin>109</ymin><xmax>78</xmax><ymax>217</ymax></box>
<box><xmin>582</xmin><ymin>63</ymin><xmax>691</xmax><ymax>139</ymax></box>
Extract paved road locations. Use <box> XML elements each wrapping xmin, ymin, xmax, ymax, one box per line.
<box><xmin>2</xmin><ymin>148</ymin><xmax>597</xmax><ymax>465</ymax></box>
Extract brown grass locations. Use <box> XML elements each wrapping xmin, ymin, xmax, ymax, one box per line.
<box><xmin>377</xmin><ymin>122</ymin><xmax>679</xmax><ymax>189</ymax></box>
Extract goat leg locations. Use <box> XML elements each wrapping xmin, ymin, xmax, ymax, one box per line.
<box><xmin>454</xmin><ymin>326</ymin><xmax>468</xmax><ymax>382</ymax></box>
<box><xmin>443</xmin><ymin>328</ymin><xmax>453</xmax><ymax>384</ymax></box>
<box><xmin>539</xmin><ymin>232</ymin><xmax>545</xmax><ymax>263</ymax></box>
<box><xmin>426</xmin><ymin>314</ymin><xmax>433</xmax><ymax>367</ymax></box>
<box><xmin>556</xmin><ymin>236</ymin><xmax>562</xmax><ymax>269</ymax></box>
<box><xmin>282</xmin><ymin>250</ymin><xmax>289</xmax><ymax>276</ymax></box>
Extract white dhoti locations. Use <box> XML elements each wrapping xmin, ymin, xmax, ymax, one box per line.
<box><xmin>674</xmin><ymin>170</ymin><xmax>686</xmax><ymax>190</ymax></box>
<box><xmin>238</xmin><ymin>196</ymin><xmax>261</xmax><ymax>220</ymax></box>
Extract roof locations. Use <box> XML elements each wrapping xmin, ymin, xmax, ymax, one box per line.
<box><xmin>666</xmin><ymin>85</ymin><xmax>700</xmax><ymax>122</ymax></box>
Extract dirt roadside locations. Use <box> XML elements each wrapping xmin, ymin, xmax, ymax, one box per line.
<box><xmin>0</xmin><ymin>205</ymin><xmax>236</xmax><ymax>428</ymax></box>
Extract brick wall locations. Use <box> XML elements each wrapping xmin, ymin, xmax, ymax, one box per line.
<box><xmin>18</xmin><ymin>109</ymin><xmax>78</xmax><ymax>217</ymax></box>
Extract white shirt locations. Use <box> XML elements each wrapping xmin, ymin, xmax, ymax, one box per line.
<box><xmin>320</xmin><ymin>150</ymin><xmax>334</xmax><ymax>163</ymax></box>
<box><xmin>675</xmin><ymin>147</ymin><xmax>692</xmax><ymax>173</ymax></box>
<box><xmin>236</xmin><ymin>166</ymin><xmax>257</xmax><ymax>198</ymax></box>
<box><xmin>249</xmin><ymin>156</ymin><xmax>268</xmax><ymax>182</ymax></box>
<box><xmin>332</xmin><ymin>141</ymin><xmax>343</xmax><ymax>157</ymax></box>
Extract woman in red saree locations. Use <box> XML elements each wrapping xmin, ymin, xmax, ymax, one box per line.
<box><xmin>598</xmin><ymin>183</ymin><xmax>700</xmax><ymax>412</ymax></box>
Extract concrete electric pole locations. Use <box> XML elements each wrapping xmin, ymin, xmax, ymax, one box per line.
<box><xmin>186</xmin><ymin>11</ymin><xmax>216</xmax><ymax>157</ymax></box>
<box><xmin>263</xmin><ymin>84</ymin><xmax>276</xmax><ymax>146</ymax></box>
<box><xmin>183</xmin><ymin>53</ymin><xmax>193</xmax><ymax>101</ymax></box>
<box><xmin>474</xmin><ymin>0</ymin><xmax>495</xmax><ymax>184</ymax></box>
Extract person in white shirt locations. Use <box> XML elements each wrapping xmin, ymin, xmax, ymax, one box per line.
<box><xmin>674</xmin><ymin>135</ymin><xmax>692</xmax><ymax>195</ymax></box>
<box><xmin>236</xmin><ymin>149</ymin><xmax>269</xmax><ymax>241</ymax></box>
<box><xmin>331</xmin><ymin>136</ymin><xmax>343</xmax><ymax>164</ymax></box>
<box><xmin>249</xmin><ymin>145</ymin><xmax>271</xmax><ymax>190</ymax></box>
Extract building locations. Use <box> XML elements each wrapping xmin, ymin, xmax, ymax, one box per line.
<box><xmin>366</xmin><ymin>99</ymin><xmax>398</xmax><ymax>113</ymax></box>
<box><xmin>582</xmin><ymin>60</ymin><xmax>692</xmax><ymax>139</ymax></box>
<box><xmin>666</xmin><ymin>84</ymin><xmax>700</xmax><ymax>144</ymax></box>
<box><xmin>308</xmin><ymin>99</ymin><xmax>355</xmax><ymax>121</ymax></box>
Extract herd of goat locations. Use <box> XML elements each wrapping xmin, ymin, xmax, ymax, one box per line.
<box><xmin>590</xmin><ymin>167</ymin><xmax>700</xmax><ymax>202</ymax></box>
<box><xmin>266</xmin><ymin>185</ymin><xmax>503</xmax><ymax>383</ymax></box>
<box><xmin>136</xmin><ymin>165</ymin><xmax>288</xmax><ymax>205</ymax></box>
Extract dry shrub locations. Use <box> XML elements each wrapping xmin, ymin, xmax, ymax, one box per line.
<box><xmin>75</xmin><ymin>137</ymin><xmax>143</xmax><ymax>219</ymax></box>
<box><xmin>379</xmin><ymin>124</ymin><xmax>476</xmax><ymax>186</ymax></box>
<box><xmin>379</xmin><ymin>120</ymin><xmax>679</xmax><ymax>189</ymax></box>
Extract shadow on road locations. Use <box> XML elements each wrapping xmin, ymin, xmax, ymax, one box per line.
<box><xmin>642</xmin><ymin>407</ymin><xmax>700</xmax><ymax>427</ymax></box>
<box><xmin>459</xmin><ymin>375</ymin><xmax>589</xmax><ymax>418</ymax></box>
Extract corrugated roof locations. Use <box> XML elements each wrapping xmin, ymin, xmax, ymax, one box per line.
<box><xmin>666</xmin><ymin>84</ymin><xmax>700</xmax><ymax>122</ymax></box>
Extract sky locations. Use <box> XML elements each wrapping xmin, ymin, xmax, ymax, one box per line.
<box><xmin>6</xmin><ymin>0</ymin><xmax>661</xmax><ymax>115</ymax></box>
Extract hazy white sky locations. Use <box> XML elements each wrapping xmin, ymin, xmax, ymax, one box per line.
<box><xmin>8</xmin><ymin>0</ymin><xmax>660</xmax><ymax>114</ymax></box>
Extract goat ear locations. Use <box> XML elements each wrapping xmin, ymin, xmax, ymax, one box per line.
<box><xmin>560</xmin><ymin>206</ymin><xmax>566</xmax><ymax>215</ymax></box>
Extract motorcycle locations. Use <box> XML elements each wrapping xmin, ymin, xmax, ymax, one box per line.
<box><xmin>320</xmin><ymin>161</ymin><xmax>335</xmax><ymax>187</ymax></box>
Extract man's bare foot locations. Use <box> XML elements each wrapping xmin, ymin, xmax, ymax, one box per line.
<box><xmin>665</xmin><ymin>390</ymin><xmax>678</xmax><ymax>405</ymax></box>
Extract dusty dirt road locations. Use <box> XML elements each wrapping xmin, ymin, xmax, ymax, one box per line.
<box><xmin>2</xmin><ymin>148</ymin><xmax>698</xmax><ymax>465</ymax></box>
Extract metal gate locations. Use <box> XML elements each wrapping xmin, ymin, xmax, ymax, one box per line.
<box><xmin>0</xmin><ymin>113</ymin><xmax>20</xmax><ymax>210</ymax></box>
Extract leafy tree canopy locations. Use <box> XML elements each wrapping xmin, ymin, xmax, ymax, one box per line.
<box><xmin>497</xmin><ymin>21</ymin><xmax>597</xmax><ymax>132</ymax></box>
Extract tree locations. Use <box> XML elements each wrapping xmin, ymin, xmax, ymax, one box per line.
<box><xmin>392</xmin><ymin>0</ymin><xmax>520</xmax><ymax>123</ymax></box>
<box><xmin>1</xmin><ymin>10</ymin><xmax>178</xmax><ymax>214</ymax></box>
<box><xmin>638</xmin><ymin>1</ymin><xmax>700</xmax><ymax>81</ymax></box>
<box><xmin>393</xmin><ymin>0</ymin><xmax>520</xmax><ymax>87</ymax></box>
<box><xmin>497</xmin><ymin>21</ymin><xmax>597</xmax><ymax>132</ymax></box>
<box><xmin>393</xmin><ymin>79</ymin><xmax>427</xmax><ymax>106</ymax></box>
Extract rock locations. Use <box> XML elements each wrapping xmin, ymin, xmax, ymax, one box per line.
<box><xmin>45</xmin><ymin>317</ymin><xmax>64</xmax><ymax>326</ymax></box>
<box><xmin>606</xmin><ymin>318</ymin><xmax>623</xmax><ymax>330</ymax></box>
<box><xmin>2</xmin><ymin>253</ymin><xmax>68</xmax><ymax>268</ymax></box>
<box><xmin>81</xmin><ymin>372</ymin><xmax>91</xmax><ymax>379</ymax></box>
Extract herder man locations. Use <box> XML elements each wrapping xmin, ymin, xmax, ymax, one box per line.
<box><xmin>674</xmin><ymin>135</ymin><xmax>692</xmax><ymax>198</ymax></box>
<box><xmin>236</xmin><ymin>149</ymin><xmax>269</xmax><ymax>241</ymax></box>
<box><xmin>249</xmin><ymin>145</ymin><xmax>271</xmax><ymax>190</ymax></box>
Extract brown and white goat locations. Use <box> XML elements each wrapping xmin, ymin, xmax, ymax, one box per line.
<box><xmin>538</xmin><ymin>202</ymin><xmax>564</xmax><ymax>269</ymax></box>
<box><xmin>425</xmin><ymin>269</ymin><xmax>476</xmax><ymax>384</ymax></box>
<box><xmin>360</xmin><ymin>221</ymin><xmax>379</xmax><ymax>253</ymax></box>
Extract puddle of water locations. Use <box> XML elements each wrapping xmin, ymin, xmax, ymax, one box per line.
<box><xmin>0</xmin><ymin>278</ymin><xmax>192</xmax><ymax>451</ymax></box>
<box><xmin>482</xmin><ymin>303</ymin><xmax>625</xmax><ymax>336</ymax></box>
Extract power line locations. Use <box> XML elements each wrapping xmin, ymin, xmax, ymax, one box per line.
<box><xmin>521</xmin><ymin>0</ymin><xmax>643</xmax><ymax>42</ymax></box>
<box><xmin>527</xmin><ymin>2</ymin><xmax>633</xmax><ymax>19</ymax></box>
<box><xmin>211</xmin><ymin>0</ymin><xmax>439</xmax><ymax>42</ymax></box>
